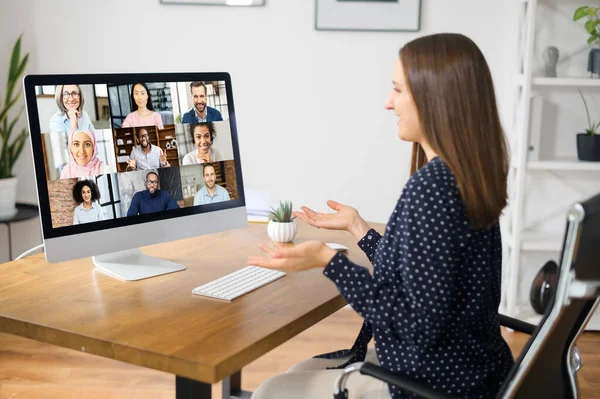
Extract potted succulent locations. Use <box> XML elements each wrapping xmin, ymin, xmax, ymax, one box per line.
<box><xmin>576</xmin><ymin>90</ymin><xmax>600</xmax><ymax>161</ymax></box>
<box><xmin>0</xmin><ymin>36</ymin><xmax>29</xmax><ymax>219</ymax></box>
<box><xmin>267</xmin><ymin>200</ymin><xmax>297</xmax><ymax>243</ymax></box>
<box><xmin>573</xmin><ymin>5</ymin><xmax>600</xmax><ymax>76</ymax></box>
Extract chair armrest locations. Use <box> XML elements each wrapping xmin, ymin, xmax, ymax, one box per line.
<box><xmin>343</xmin><ymin>362</ymin><xmax>459</xmax><ymax>399</ymax></box>
<box><xmin>499</xmin><ymin>313</ymin><xmax>536</xmax><ymax>335</ymax></box>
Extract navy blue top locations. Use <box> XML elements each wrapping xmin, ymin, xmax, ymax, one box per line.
<box><xmin>181</xmin><ymin>106</ymin><xmax>223</xmax><ymax>123</ymax></box>
<box><xmin>324</xmin><ymin>156</ymin><xmax>514</xmax><ymax>398</ymax></box>
<box><xmin>126</xmin><ymin>190</ymin><xmax>179</xmax><ymax>216</ymax></box>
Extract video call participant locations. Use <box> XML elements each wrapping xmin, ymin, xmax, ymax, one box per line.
<box><xmin>72</xmin><ymin>179</ymin><xmax>105</xmax><ymax>225</ymax></box>
<box><xmin>127</xmin><ymin>171</ymin><xmax>179</xmax><ymax>216</ymax></box>
<box><xmin>127</xmin><ymin>128</ymin><xmax>169</xmax><ymax>171</ymax></box>
<box><xmin>60</xmin><ymin>130</ymin><xmax>110</xmax><ymax>179</ymax></box>
<box><xmin>193</xmin><ymin>163</ymin><xmax>230</xmax><ymax>205</ymax></box>
<box><xmin>122</xmin><ymin>82</ymin><xmax>164</xmax><ymax>129</ymax></box>
<box><xmin>182</xmin><ymin>123</ymin><xmax>224</xmax><ymax>165</ymax></box>
<box><xmin>249</xmin><ymin>33</ymin><xmax>514</xmax><ymax>399</ymax></box>
<box><xmin>50</xmin><ymin>84</ymin><xmax>95</xmax><ymax>133</ymax></box>
<box><xmin>181</xmin><ymin>81</ymin><xmax>223</xmax><ymax>123</ymax></box>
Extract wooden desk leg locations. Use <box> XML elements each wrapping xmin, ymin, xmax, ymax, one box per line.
<box><xmin>176</xmin><ymin>375</ymin><xmax>212</xmax><ymax>398</ymax></box>
<box><xmin>222</xmin><ymin>371</ymin><xmax>253</xmax><ymax>399</ymax></box>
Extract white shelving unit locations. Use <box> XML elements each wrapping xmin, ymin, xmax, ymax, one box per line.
<box><xmin>504</xmin><ymin>0</ymin><xmax>600</xmax><ymax>329</ymax></box>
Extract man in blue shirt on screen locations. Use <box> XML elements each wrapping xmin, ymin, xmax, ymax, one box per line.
<box><xmin>181</xmin><ymin>82</ymin><xmax>223</xmax><ymax>123</ymax></box>
<box><xmin>127</xmin><ymin>171</ymin><xmax>180</xmax><ymax>216</ymax></box>
<box><xmin>194</xmin><ymin>163</ymin><xmax>230</xmax><ymax>205</ymax></box>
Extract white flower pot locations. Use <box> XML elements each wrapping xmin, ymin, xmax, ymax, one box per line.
<box><xmin>0</xmin><ymin>176</ymin><xmax>18</xmax><ymax>220</ymax></box>
<box><xmin>267</xmin><ymin>220</ymin><xmax>297</xmax><ymax>243</ymax></box>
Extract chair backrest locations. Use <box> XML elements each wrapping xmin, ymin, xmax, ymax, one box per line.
<box><xmin>498</xmin><ymin>193</ymin><xmax>600</xmax><ymax>399</ymax></box>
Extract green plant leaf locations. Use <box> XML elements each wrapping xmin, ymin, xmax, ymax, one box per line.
<box><xmin>0</xmin><ymin>95</ymin><xmax>20</xmax><ymax>124</ymax></box>
<box><xmin>9</xmin><ymin>130</ymin><xmax>28</xmax><ymax>169</ymax></box>
<box><xmin>587</xmin><ymin>6</ymin><xmax>599</xmax><ymax>17</ymax></box>
<box><xmin>585</xmin><ymin>19</ymin><xmax>600</xmax><ymax>34</ymax></box>
<box><xmin>588</xmin><ymin>36</ymin><xmax>598</xmax><ymax>45</ymax></box>
<box><xmin>574</xmin><ymin>6</ymin><xmax>590</xmax><ymax>21</ymax></box>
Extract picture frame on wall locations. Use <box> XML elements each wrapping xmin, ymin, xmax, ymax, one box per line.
<box><xmin>315</xmin><ymin>0</ymin><xmax>421</xmax><ymax>32</ymax></box>
<box><xmin>160</xmin><ymin>0</ymin><xmax>265</xmax><ymax>6</ymax></box>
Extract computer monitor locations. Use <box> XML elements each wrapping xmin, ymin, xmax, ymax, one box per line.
<box><xmin>23</xmin><ymin>73</ymin><xmax>247</xmax><ymax>280</ymax></box>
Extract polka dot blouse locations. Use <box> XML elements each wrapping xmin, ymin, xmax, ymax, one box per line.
<box><xmin>323</xmin><ymin>156</ymin><xmax>514</xmax><ymax>398</ymax></box>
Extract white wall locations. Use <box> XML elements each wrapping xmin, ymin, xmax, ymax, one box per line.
<box><xmin>0</xmin><ymin>0</ymin><xmax>520</xmax><ymax>262</ymax></box>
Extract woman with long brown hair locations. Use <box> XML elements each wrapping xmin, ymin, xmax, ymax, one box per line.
<box><xmin>249</xmin><ymin>33</ymin><xmax>513</xmax><ymax>399</ymax></box>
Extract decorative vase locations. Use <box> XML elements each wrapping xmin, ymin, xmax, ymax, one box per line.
<box><xmin>577</xmin><ymin>133</ymin><xmax>600</xmax><ymax>161</ymax></box>
<box><xmin>0</xmin><ymin>176</ymin><xmax>18</xmax><ymax>220</ymax></box>
<box><xmin>267</xmin><ymin>220</ymin><xmax>297</xmax><ymax>243</ymax></box>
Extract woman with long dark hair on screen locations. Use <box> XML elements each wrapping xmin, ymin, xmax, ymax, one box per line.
<box><xmin>72</xmin><ymin>179</ymin><xmax>104</xmax><ymax>225</ymax></box>
<box><xmin>122</xmin><ymin>82</ymin><xmax>164</xmax><ymax>129</ymax></box>
<box><xmin>249</xmin><ymin>33</ymin><xmax>514</xmax><ymax>399</ymax></box>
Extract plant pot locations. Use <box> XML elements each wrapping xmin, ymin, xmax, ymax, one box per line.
<box><xmin>577</xmin><ymin>133</ymin><xmax>600</xmax><ymax>161</ymax></box>
<box><xmin>588</xmin><ymin>48</ymin><xmax>600</xmax><ymax>77</ymax></box>
<box><xmin>267</xmin><ymin>220</ymin><xmax>297</xmax><ymax>243</ymax></box>
<box><xmin>0</xmin><ymin>176</ymin><xmax>18</xmax><ymax>220</ymax></box>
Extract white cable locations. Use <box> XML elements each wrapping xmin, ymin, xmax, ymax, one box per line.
<box><xmin>15</xmin><ymin>244</ymin><xmax>45</xmax><ymax>260</ymax></box>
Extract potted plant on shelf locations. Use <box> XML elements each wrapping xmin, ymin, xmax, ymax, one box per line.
<box><xmin>576</xmin><ymin>90</ymin><xmax>600</xmax><ymax>162</ymax></box>
<box><xmin>574</xmin><ymin>5</ymin><xmax>600</xmax><ymax>77</ymax></box>
<box><xmin>267</xmin><ymin>200</ymin><xmax>297</xmax><ymax>243</ymax></box>
<box><xmin>0</xmin><ymin>36</ymin><xmax>29</xmax><ymax>219</ymax></box>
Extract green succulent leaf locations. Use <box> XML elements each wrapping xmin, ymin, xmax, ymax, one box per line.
<box><xmin>269</xmin><ymin>201</ymin><xmax>296</xmax><ymax>223</ymax></box>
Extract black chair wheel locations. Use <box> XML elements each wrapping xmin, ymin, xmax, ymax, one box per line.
<box><xmin>530</xmin><ymin>260</ymin><xmax>559</xmax><ymax>315</ymax></box>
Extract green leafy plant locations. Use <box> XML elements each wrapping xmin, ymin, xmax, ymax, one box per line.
<box><xmin>269</xmin><ymin>200</ymin><xmax>296</xmax><ymax>223</ymax></box>
<box><xmin>578</xmin><ymin>90</ymin><xmax>600</xmax><ymax>135</ymax></box>
<box><xmin>0</xmin><ymin>35</ymin><xmax>29</xmax><ymax>179</ymax></box>
<box><xmin>574</xmin><ymin>6</ymin><xmax>600</xmax><ymax>45</ymax></box>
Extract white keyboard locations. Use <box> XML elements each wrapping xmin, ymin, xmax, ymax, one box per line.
<box><xmin>192</xmin><ymin>266</ymin><xmax>286</xmax><ymax>301</ymax></box>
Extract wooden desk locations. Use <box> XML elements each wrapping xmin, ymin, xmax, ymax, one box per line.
<box><xmin>0</xmin><ymin>220</ymin><xmax>382</xmax><ymax>398</ymax></box>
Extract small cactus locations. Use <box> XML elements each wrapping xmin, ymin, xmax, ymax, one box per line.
<box><xmin>269</xmin><ymin>201</ymin><xmax>296</xmax><ymax>223</ymax></box>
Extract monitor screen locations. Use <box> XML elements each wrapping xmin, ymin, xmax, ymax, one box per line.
<box><xmin>24</xmin><ymin>73</ymin><xmax>246</xmax><ymax>264</ymax></box>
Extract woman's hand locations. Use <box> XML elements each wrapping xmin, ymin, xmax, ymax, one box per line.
<box><xmin>248</xmin><ymin>241</ymin><xmax>337</xmax><ymax>272</ymax></box>
<box><xmin>127</xmin><ymin>158</ymin><xmax>136</xmax><ymax>170</ymax></box>
<box><xmin>67</xmin><ymin>109</ymin><xmax>80</xmax><ymax>131</ymax></box>
<box><xmin>198</xmin><ymin>152</ymin><xmax>211</xmax><ymax>164</ymax></box>
<box><xmin>294</xmin><ymin>200</ymin><xmax>371</xmax><ymax>240</ymax></box>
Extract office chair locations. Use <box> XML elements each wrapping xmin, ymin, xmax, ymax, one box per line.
<box><xmin>334</xmin><ymin>193</ymin><xmax>600</xmax><ymax>399</ymax></box>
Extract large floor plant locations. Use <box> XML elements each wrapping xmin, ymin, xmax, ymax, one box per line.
<box><xmin>0</xmin><ymin>36</ymin><xmax>29</xmax><ymax>219</ymax></box>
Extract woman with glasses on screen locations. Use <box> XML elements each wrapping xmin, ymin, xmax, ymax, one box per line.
<box><xmin>60</xmin><ymin>130</ymin><xmax>111</xmax><ymax>179</ymax></box>
<box><xmin>49</xmin><ymin>84</ymin><xmax>95</xmax><ymax>134</ymax></box>
<box><xmin>121</xmin><ymin>82</ymin><xmax>164</xmax><ymax>129</ymax></box>
<box><xmin>72</xmin><ymin>179</ymin><xmax>104</xmax><ymax>225</ymax></box>
<box><xmin>249</xmin><ymin>33</ymin><xmax>514</xmax><ymax>399</ymax></box>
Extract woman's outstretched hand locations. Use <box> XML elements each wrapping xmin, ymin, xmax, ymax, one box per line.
<box><xmin>248</xmin><ymin>241</ymin><xmax>337</xmax><ymax>272</ymax></box>
<box><xmin>294</xmin><ymin>200</ymin><xmax>371</xmax><ymax>240</ymax></box>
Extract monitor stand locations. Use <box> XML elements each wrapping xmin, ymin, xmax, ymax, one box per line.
<box><xmin>92</xmin><ymin>248</ymin><xmax>186</xmax><ymax>281</ymax></box>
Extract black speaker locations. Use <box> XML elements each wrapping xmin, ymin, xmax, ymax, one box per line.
<box><xmin>530</xmin><ymin>260</ymin><xmax>559</xmax><ymax>315</ymax></box>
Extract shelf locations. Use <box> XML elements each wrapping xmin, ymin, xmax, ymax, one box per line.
<box><xmin>528</xmin><ymin>158</ymin><xmax>600</xmax><ymax>171</ymax></box>
<box><xmin>518</xmin><ymin>74</ymin><xmax>600</xmax><ymax>88</ymax></box>
<box><xmin>506</xmin><ymin>231</ymin><xmax>562</xmax><ymax>252</ymax></box>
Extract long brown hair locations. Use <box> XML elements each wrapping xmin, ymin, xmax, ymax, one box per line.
<box><xmin>400</xmin><ymin>33</ymin><xmax>509</xmax><ymax>229</ymax></box>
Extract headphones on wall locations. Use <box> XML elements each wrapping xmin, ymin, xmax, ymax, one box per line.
<box><xmin>529</xmin><ymin>260</ymin><xmax>559</xmax><ymax>315</ymax></box>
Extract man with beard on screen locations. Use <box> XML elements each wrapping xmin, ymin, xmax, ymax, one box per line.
<box><xmin>181</xmin><ymin>81</ymin><xmax>223</xmax><ymax>123</ymax></box>
<box><xmin>127</xmin><ymin>128</ymin><xmax>169</xmax><ymax>170</ymax></box>
<box><xmin>193</xmin><ymin>163</ymin><xmax>230</xmax><ymax>205</ymax></box>
<box><xmin>127</xmin><ymin>171</ymin><xmax>179</xmax><ymax>216</ymax></box>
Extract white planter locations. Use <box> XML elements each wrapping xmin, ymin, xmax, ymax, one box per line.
<box><xmin>0</xmin><ymin>176</ymin><xmax>18</xmax><ymax>220</ymax></box>
<box><xmin>267</xmin><ymin>220</ymin><xmax>297</xmax><ymax>243</ymax></box>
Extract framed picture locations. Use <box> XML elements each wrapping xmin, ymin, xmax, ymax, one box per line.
<box><xmin>160</xmin><ymin>0</ymin><xmax>265</xmax><ymax>6</ymax></box>
<box><xmin>315</xmin><ymin>0</ymin><xmax>421</xmax><ymax>32</ymax></box>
